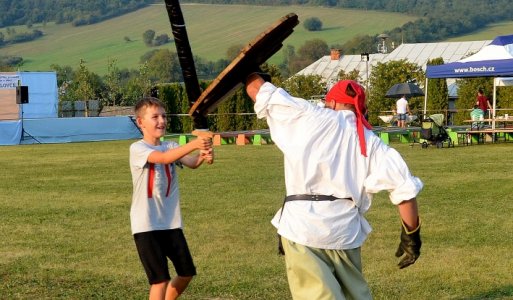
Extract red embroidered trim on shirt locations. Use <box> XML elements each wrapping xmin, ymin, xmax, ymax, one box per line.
<box><xmin>165</xmin><ymin>164</ymin><xmax>172</xmax><ymax>197</ymax></box>
<box><xmin>148</xmin><ymin>163</ymin><xmax>155</xmax><ymax>198</ymax></box>
<box><xmin>148</xmin><ymin>163</ymin><xmax>172</xmax><ymax>198</ymax></box>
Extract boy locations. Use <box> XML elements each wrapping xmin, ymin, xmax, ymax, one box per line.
<box><xmin>129</xmin><ymin>97</ymin><xmax>213</xmax><ymax>300</ymax></box>
<box><xmin>470</xmin><ymin>104</ymin><xmax>484</xmax><ymax>130</ymax></box>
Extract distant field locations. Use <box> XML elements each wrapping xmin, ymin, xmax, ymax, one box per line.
<box><xmin>1</xmin><ymin>4</ymin><xmax>417</xmax><ymax>75</ymax></box>
<box><xmin>445</xmin><ymin>21</ymin><xmax>513</xmax><ymax>41</ymax></box>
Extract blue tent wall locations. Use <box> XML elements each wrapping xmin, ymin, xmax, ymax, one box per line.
<box><xmin>18</xmin><ymin>71</ymin><xmax>58</xmax><ymax>118</ymax></box>
<box><xmin>0</xmin><ymin>72</ymin><xmax>142</xmax><ymax>145</ymax></box>
<box><xmin>0</xmin><ymin>117</ymin><xmax>142</xmax><ymax>145</ymax></box>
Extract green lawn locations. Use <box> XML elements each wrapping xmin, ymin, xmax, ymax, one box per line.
<box><xmin>445</xmin><ymin>21</ymin><xmax>513</xmax><ymax>42</ymax></box>
<box><xmin>1</xmin><ymin>4</ymin><xmax>417</xmax><ymax>75</ymax></box>
<box><xmin>0</xmin><ymin>140</ymin><xmax>512</xmax><ymax>299</ymax></box>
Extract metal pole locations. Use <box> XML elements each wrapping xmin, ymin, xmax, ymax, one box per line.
<box><xmin>492</xmin><ymin>78</ymin><xmax>497</xmax><ymax>130</ymax></box>
<box><xmin>366</xmin><ymin>59</ymin><xmax>369</xmax><ymax>92</ymax></box>
<box><xmin>423</xmin><ymin>77</ymin><xmax>428</xmax><ymax>117</ymax></box>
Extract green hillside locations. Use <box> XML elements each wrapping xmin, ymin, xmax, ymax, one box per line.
<box><xmin>445</xmin><ymin>21</ymin><xmax>513</xmax><ymax>42</ymax></box>
<box><xmin>1</xmin><ymin>4</ymin><xmax>417</xmax><ymax>75</ymax></box>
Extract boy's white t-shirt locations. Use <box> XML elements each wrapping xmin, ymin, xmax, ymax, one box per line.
<box><xmin>129</xmin><ymin>140</ymin><xmax>181</xmax><ymax>234</ymax></box>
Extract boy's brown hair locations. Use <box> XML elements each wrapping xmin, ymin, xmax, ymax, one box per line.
<box><xmin>134</xmin><ymin>97</ymin><xmax>165</xmax><ymax>118</ymax></box>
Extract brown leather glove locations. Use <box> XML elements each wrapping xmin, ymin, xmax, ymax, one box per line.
<box><xmin>395</xmin><ymin>218</ymin><xmax>421</xmax><ymax>269</ymax></box>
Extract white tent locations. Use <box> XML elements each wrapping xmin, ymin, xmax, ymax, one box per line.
<box><xmin>425</xmin><ymin>34</ymin><xmax>513</xmax><ymax>129</ymax></box>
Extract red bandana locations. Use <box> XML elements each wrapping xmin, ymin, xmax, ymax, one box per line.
<box><xmin>325</xmin><ymin>80</ymin><xmax>372</xmax><ymax>157</ymax></box>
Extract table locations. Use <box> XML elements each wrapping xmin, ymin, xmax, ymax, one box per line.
<box><xmin>464</xmin><ymin>116</ymin><xmax>513</xmax><ymax>130</ymax></box>
<box><xmin>378</xmin><ymin>115</ymin><xmax>418</xmax><ymax>126</ymax></box>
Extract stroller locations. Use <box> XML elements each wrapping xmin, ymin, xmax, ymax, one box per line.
<box><xmin>419</xmin><ymin>114</ymin><xmax>453</xmax><ymax>148</ymax></box>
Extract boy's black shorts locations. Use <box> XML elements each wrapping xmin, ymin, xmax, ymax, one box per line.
<box><xmin>134</xmin><ymin>228</ymin><xmax>196</xmax><ymax>284</ymax></box>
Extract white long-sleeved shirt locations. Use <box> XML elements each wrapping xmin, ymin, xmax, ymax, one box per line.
<box><xmin>254</xmin><ymin>83</ymin><xmax>423</xmax><ymax>250</ymax></box>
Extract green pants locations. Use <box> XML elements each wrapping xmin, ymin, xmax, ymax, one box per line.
<box><xmin>281</xmin><ymin>237</ymin><xmax>372</xmax><ymax>300</ymax></box>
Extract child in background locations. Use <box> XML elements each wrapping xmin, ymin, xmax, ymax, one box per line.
<box><xmin>470</xmin><ymin>105</ymin><xmax>485</xmax><ymax>130</ymax></box>
<box><xmin>129</xmin><ymin>97</ymin><xmax>213</xmax><ymax>300</ymax></box>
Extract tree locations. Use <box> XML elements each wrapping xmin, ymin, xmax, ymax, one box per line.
<box><xmin>280</xmin><ymin>44</ymin><xmax>296</xmax><ymax>77</ymax></box>
<box><xmin>453</xmin><ymin>77</ymin><xmax>493</xmax><ymax>124</ymax></box>
<box><xmin>73</xmin><ymin>59</ymin><xmax>96</xmax><ymax>101</ymax></box>
<box><xmin>303</xmin><ymin>17</ymin><xmax>322</xmax><ymax>31</ymax></box>
<box><xmin>157</xmin><ymin>83</ymin><xmax>187</xmax><ymax>133</ymax></box>
<box><xmin>282</xmin><ymin>74</ymin><xmax>325</xmax><ymax>100</ymax></box>
<box><xmin>0</xmin><ymin>61</ymin><xmax>15</xmax><ymax>72</ymax></box>
<box><xmin>496</xmin><ymin>82</ymin><xmax>513</xmax><ymax>117</ymax></box>
<box><xmin>215</xmin><ymin>91</ymin><xmax>237</xmax><ymax>132</ymax></box>
<box><xmin>153</xmin><ymin>34</ymin><xmax>170</xmax><ymax>46</ymax></box>
<box><xmin>144</xmin><ymin>49</ymin><xmax>182</xmax><ymax>83</ymax></box>
<box><xmin>234</xmin><ymin>89</ymin><xmax>254</xmax><ymax>131</ymax></box>
<box><xmin>50</xmin><ymin>64</ymin><xmax>74</xmax><ymax>100</ymax></box>
<box><xmin>340</xmin><ymin>34</ymin><xmax>376</xmax><ymax>55</ymax></box>
<box><xmin>0</xmin><ymin>55</ymin><xmax>23</xmax><ymax>68</ymax></box>
<box><xmin>425</xmin><ymin>57</ymin><xmax>448</xmax><ymax>114</ymax></box>
<box><xmin>56</xmin><ymin>59</ymin><xmax>103</xmax><ymax>117</ymax></box>
<box><xmin>336</xmin><ymin>69</ymin><xmax>361</xmax><ymax>82</ymax></box>
<box><xmin>298</xmin><ymin>39</ymin><xmax>329</xmax><ymax>62</ymax></box>
<box><xmin>287</xmin><ymin>39</ymin><xmax>329</xmax><ymax>74</ymax></box>
<box><xmin>261</xmin><ymin>63</ymin><xmax>284</xmax><ymax>87</ymax></box>
<box><xmin>120</xmin><ymin>62</ymin><xmax>152</xmax><ymax>105</ymax></box>
<box><xmin>103</xmin><ymin>58</ymin><xmax>121</xmax><ymax>106</ymax></box>
<box><xmin>140</xmin><ymin>49</ymin><xmax>159</xmax><ymax>63</ymax></box>
<box><xmin>142</xmin><ymin>29</ymin><xmax>155</xmax><ymax>46</ymax></box>
<box><xmin>367</xmin><ymin>59</ymin><xmax>424</xmax><ymax>125</ymax></box>
<box><xmin>226</xmin><ymin>44</ymin><xmax>243</xmax><ymax>61</ymax></box>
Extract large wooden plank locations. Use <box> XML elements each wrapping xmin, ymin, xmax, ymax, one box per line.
<box><xmin>188</xmin><ymin>13</ymin><xmax>299</xmax><ymax>118</ymax></box>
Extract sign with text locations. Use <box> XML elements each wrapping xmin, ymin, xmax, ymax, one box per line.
<box><xmin>0</xmin><ymin>74</ymin><xmax>21</xmax><ymax>89</ymax></box>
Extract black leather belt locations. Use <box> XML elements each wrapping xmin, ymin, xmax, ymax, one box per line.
<box><xmin>284</xmin><ymin>194</ymin><xmax>352</xmax><ymax>202</ymax></box>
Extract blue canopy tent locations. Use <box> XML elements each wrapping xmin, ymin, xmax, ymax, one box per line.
<box><xmin>425</xmin><ymin>34</ymin><xmax>513</xmax><ymax>129</ymax></box>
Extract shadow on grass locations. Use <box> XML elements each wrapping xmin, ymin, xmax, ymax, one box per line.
<box><xmin>321</xmin><ymin>26</ymin><xmax>344</xmax><ymax>31</ymax></box>
<box><xmin>454</xmin><ymin>285</ymin><xmax>513</xmax><ymax>300</ymax></box>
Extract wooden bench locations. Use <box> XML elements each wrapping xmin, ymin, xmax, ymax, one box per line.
<box><xmin>179</xmin><ymin>131</ymin><xmax>273</xmax><ymax>146</ymax></box>
<box><xmin>377</xmin><ymin>128</ymin><xmax>418</xmax><ymax>145</ymax></box>
<box><xmin>213</xmin><ymin>132</ymin><xmax>238</xmax><ymax>145</ymax></box>
<box><xmin>178</xmin><ymin>133</ymin><xmax>237</xmax><ymax>146</ymax></box>
<box><xmin>233</xmin><ymin>132</ymin><xmax>273</xmax><ymax>145</ymax></box>
<box><xmin>452</xmin><ymin>129</ymin><xmax>513</xmax><ymax>145</ymax></box>
<box><xmin>493</xmin><ymin>129</ymin><xmax>513</xmax><ymax>142</ymax></box>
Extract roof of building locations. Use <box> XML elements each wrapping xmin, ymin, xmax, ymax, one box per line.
<box><xmin>296</xmin><ymin>40</ymin><xmax>492</xmax><ymax>92</ymax></box>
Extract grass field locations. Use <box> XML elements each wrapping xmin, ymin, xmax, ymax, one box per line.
<box><xmin>445</xmin><ymin>21</ymin><xmax>513</xmax><ymax>42</ymax></box>
<box><xmin>1</xmin><ymin>140</ymin><xmax>512</xmax><ymax>299</ymax></box>
<box><xmin>1</xmin><ymin>4</ymin><xmax>417</xmax><ymax>75</ymax></box>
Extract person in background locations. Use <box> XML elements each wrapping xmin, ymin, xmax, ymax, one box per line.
<box><xmin>476</xmin><ymin>88</ymin><xmax>492</xmax><ymax>118</ymax></box>
<box><xmin>396</xmin><ymin>95</ymin><xmax>411</xmax><ymax>128</ymax></box>
<box><xmin>470</xmin><ymin>104</ymin><xmax>484</xmax><ymax>130</ymax></box>
<box><xmin>245</xmin><ymin>74</ymin><xmax>423</xmax><ymax>300</ymax></box>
